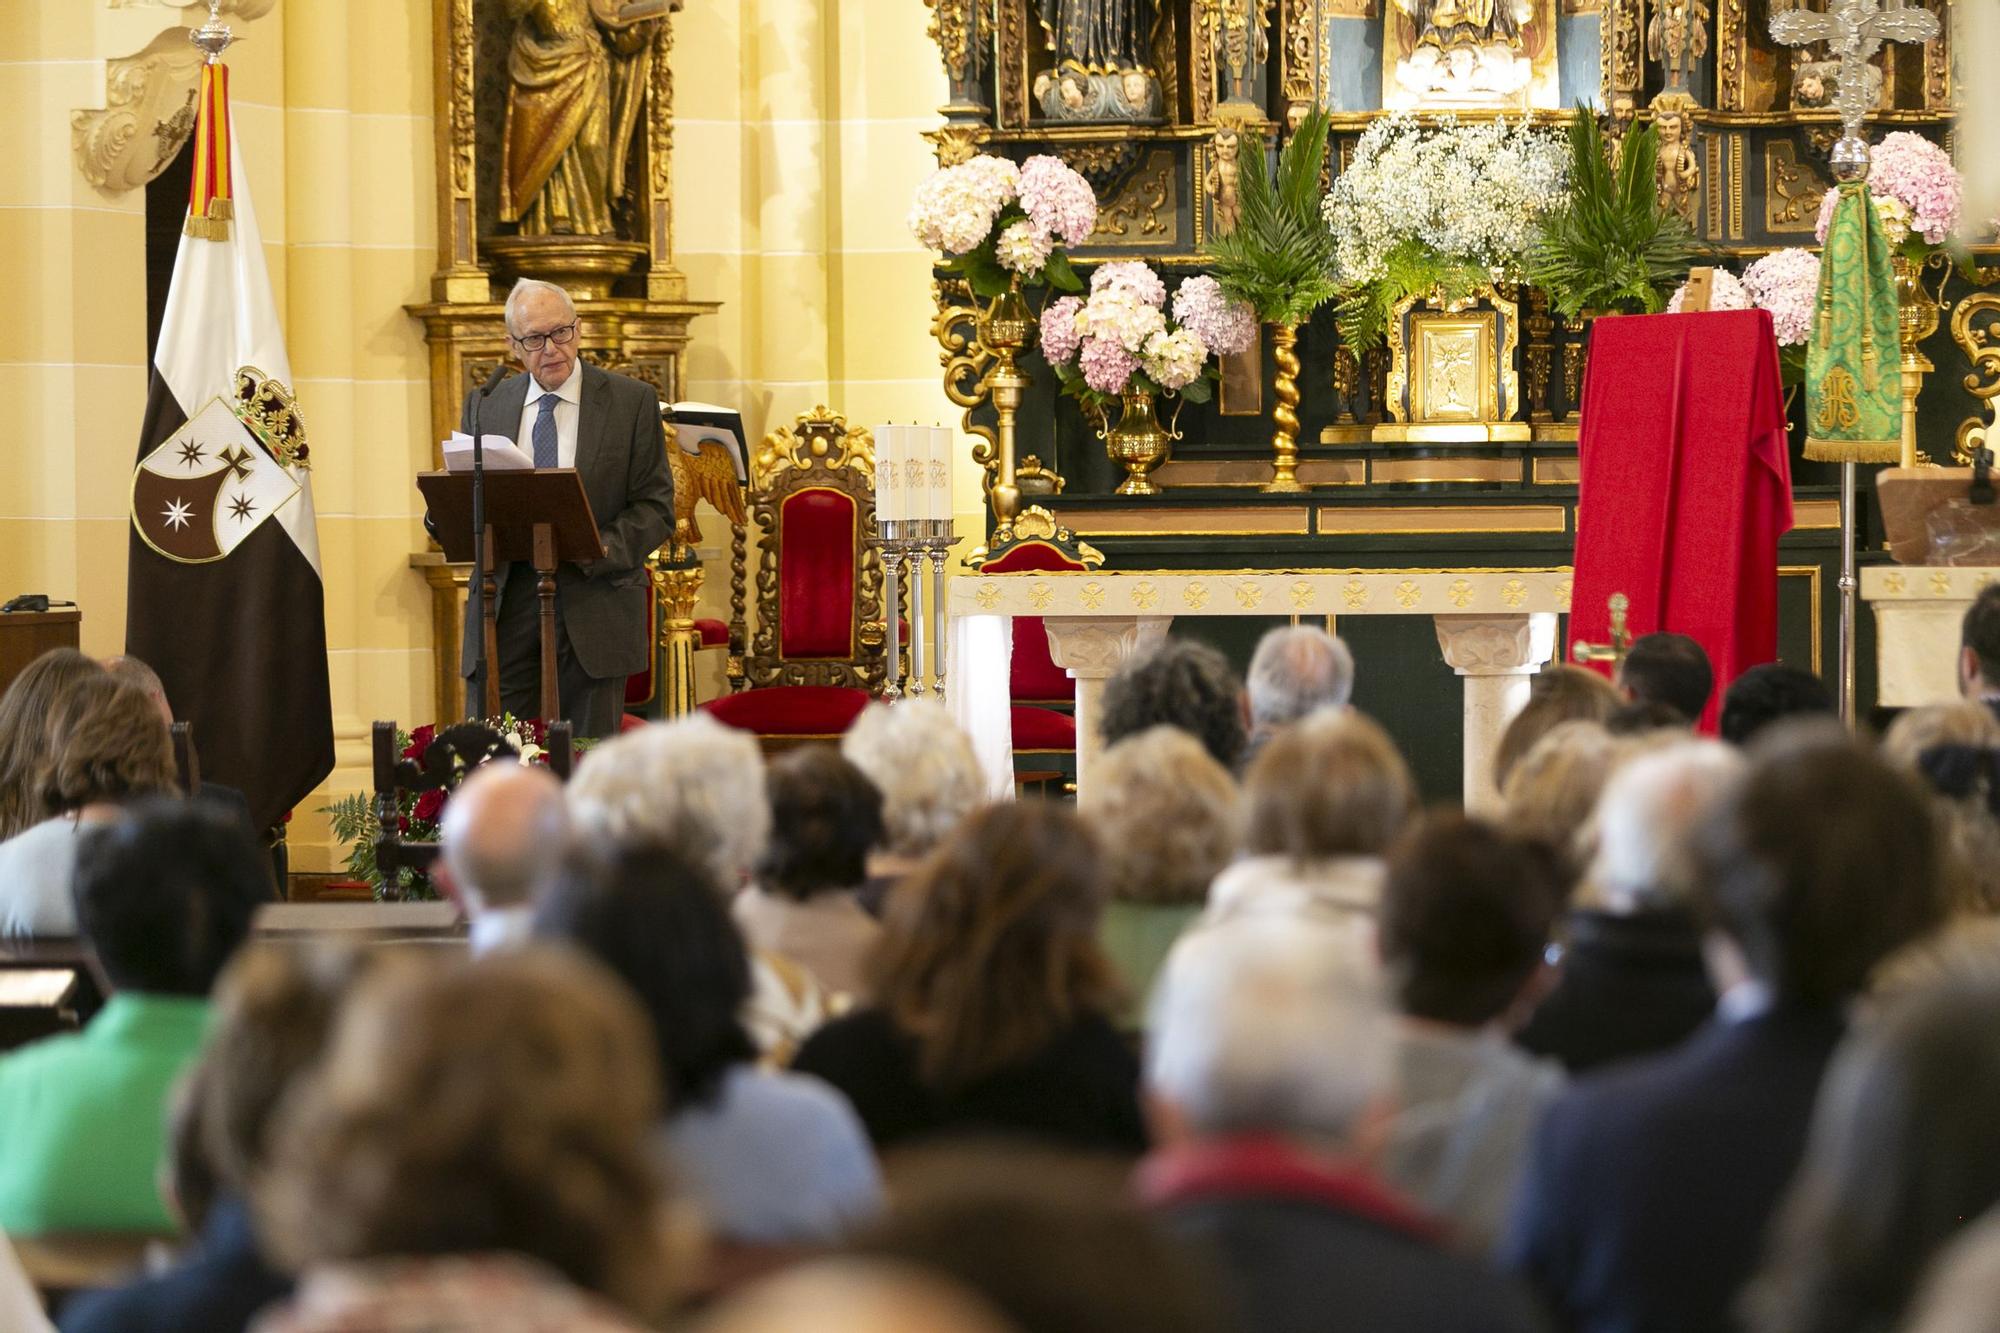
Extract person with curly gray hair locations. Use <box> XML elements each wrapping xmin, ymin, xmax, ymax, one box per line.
<box><xmin>1100</xmin><ymin>639</ymin><xmax>1247</xmax><ymax>772</ymax></box>
<box><xmin>840</xmin><ymin>701</ymin><xmax>988</xmax><ymax>912</ymax></box>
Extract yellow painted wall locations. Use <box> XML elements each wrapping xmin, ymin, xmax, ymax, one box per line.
<box><xmin>9</xmin><ymin>1</ymin><xmax>963</xmax><ymax>871</ymax></box>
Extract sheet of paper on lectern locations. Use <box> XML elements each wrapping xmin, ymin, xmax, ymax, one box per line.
<box><xmin>442</xmin><ymin>432</ymin><xmax>535</xmax><ymax>472</ymax></box>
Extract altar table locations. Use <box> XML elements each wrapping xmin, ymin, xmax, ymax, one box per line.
<box><xmin>1860</xmin><ymin>566</ymin><xmax>2000</xmax><ymax>706</ymax></box>
<box><xmin>946</xmin><ymin>568</ymin><xmax>1574</xmax><ymax>812</ymax></box>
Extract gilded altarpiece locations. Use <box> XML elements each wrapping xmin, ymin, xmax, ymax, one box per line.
<box><xmin>409</xmin><ymin>0</ymin><xmax>718</xmax><ymax>723</ymax></box>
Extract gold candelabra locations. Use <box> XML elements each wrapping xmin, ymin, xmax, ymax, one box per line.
<box><xmin>981</xmin><ymin>281</ymin><xmax>1033</xmax><ymax>523</ymax></box>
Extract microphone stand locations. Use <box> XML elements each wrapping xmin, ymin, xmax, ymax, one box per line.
<box><xmin>468</xmin><ymin>364</ymin><xmax>506</xmax><ymax>720</ymax></box>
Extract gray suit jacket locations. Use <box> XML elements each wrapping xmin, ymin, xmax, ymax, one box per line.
<box><xmin>457</xmin><ymin>362</ymin><xmax>674</xmax><ymax>682</ymax></box>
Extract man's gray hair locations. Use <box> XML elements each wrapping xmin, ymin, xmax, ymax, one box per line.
<box><xmin>1147</xmin><ymin>916</ymin><xmax>1391</xmax><ymax>1142</ymax></box>
<box><xmin>567</xmin><ymin>714</ymin><xmax>770</xmax><ymax>888</ymax></box>
<box><xmin>1587</xmin><ymin>738</ymin><xmax>1745</xmax><ymax>911</ymax></box>
<box><xmin>840</xmin><ymin>700</ymin><xmax>986</xmax><ymax>857</ymax></box>
<box><xmin>439</xmin><ymin>762</ymin><xmax>569</xmax><ymax>914</ymax></box>
<box><xmin>1247</xmin><ymin>625</ymin><xmax>1355</xmax><ymax>727</ymax></box>
<box><xmin>503</xmin><ymin>277</ymin><xmax>576</xmax><ymax>337</ymax></box>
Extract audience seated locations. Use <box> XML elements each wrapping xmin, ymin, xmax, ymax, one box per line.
<box><xmin>58</xmin><ymin>943</ymin><xmax>382</xmax><ymax>1333</ymax></box>
<box><xmin>1499</xmin><ymin>720</ymin><xmax>1621</xmax><ymax>874</ymax></box>
<box><xmin>1138</xmin><ymin>915</ymin><xmax>1549</xmax><ymax>1333</ymax></box>
<box><xmin>252</xmin><ymin>950</ymin><xmax>671</xmax><ymax>1332</ymax></box>
<box><xmin>1957</xmin><ymin>583</ymin><xmax>2000</xmax><ymax>721</ymax></box>
<box><xmin>793</xmin><ymin>803</ymin><xmax>1145</xmax><ymax>1155</ymax></box>
<box><xmin>1494</xmin><ymin>664</ymin><xmax>1623</xmax><ymax>793</ymax></box>
<box><xmin>839</xmin><ymin>701</ymin><xmax>987</xmax><ymax>914</ymax></box>
<box><xmin>0</xmin><ymin>648</ymin><xmax>104</xmax><ymax>842</ymax></box>
<box><xmin>0</xmin><ymin>675</ymin><xmax>176</xmax><ymax>938</ymax></box>
<box><xmin>1378</xmin><ymin>814</ymin><xmax>1567</xmax><ymax>1253</ymax></box>
<box><xmin>1078</xmin><ymin>727</ymin><xmax>1240</xmax><ymax>1021</ymax></box>
<box><xmin>735</xmin><ymin>747</ymin><xmax>885</xmax><ymax>1003</ymax></box>
<box><xmin>101</xmin><ymin>655</ymin><xmax>253</xmax><ymax>831</ymax></box>
<box><xmin>1744</xmin><ymin>975</ymin><xmax>2000</xmax><ymax>1333</ymax></box>
<box><xmin>1243</xmin><ymin>625</ymin><xmax>1354</xmax><ymax>764</ymax></box>
<box><xmin>0</xmin><ymin>802</ymin><xmax>264</xmax><ymax>1235</ymax></box>
<box><xmin>567</xmin><ymin>715</ymin><xmax>827</xmax><ymax>1058</ymax></box>
<box><xmin>1616</xmin><ymin>632</ymin><xmax>1714</xmax><ymax>726</ymax></box>
<box><xmin>697</xmin><ymin>1260</ymin><xmax>1017</xmax><ymax>1333</ymax></box>
<box><xmin>1100</xmin><ymin>639</ymin><xmax>1247</xmax><ymax>772</ymax></box>
<box><xmin>1502</xmin><ymin>722</ymin><xmax>1950</xmax><ymax>1333</ymax></box>
<box><xmin>1201</xmin><ymin>710</ymin><xmax>1414</xmax><ymax>943</ymax></box>
<box><xmin>1718</xmin><ymin>663</ymin><xmax>1836</xmax><ymax>746</ymax></box>
<box><xmin>436</xmin><ymin>762</ymin><xmax>569</xmax><ymax>956</ymax></box>
<box><xmin>1883</xmin><ymin>702</ymin><xmax>2000</xmax><ymax>915</ymax></box>
<box><xmin>1516</xmin><ymin>740</ymin><xmax>1738</xmax><ymax>1073</ymax></box>
<box><xmin>535</xmin><ymin>841</ymin><xmax>881</xmax><ymax>1250</ymax></box>
<box><xmin>1606</xmin><ymin>697</ymin><xmax>1695</xmax><ymax>736</ymax></box>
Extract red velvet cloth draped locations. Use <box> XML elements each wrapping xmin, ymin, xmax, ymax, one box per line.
<box><xmin>1569</xmin><ymin>310</ymin><xmax>1795</xmax><ymax>733</ymax></box>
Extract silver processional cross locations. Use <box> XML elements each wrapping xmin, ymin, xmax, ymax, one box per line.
<box><xmin>1770</xmin><ymin>0</ymin><xmax>1939</xmax><ymax>148</ymax></box>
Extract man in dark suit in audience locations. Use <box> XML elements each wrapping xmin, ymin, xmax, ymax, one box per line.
<box><xmin>1500</xmin><ymin>722</ymin><xmax>1949</xmax><ymax>1333</ymax></box>
<box><xmin>1958</xmin><ymin>583</ymin><xmax>2000</xmax><ymax>724</ymax></box>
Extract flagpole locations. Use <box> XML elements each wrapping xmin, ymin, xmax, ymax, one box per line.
<box><xmin>1839</xmin><ymin>460</ymin><xmax>1857</xmax><ymax>724</ymax></box>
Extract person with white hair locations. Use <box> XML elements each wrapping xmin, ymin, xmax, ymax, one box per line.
<box><xmin>1514</xmin><ymin>740</ymin><xmax>1742</xmax><ymax>1073</ymax></box>
<box><xmin>442</xmin><ymin>277</ymin><xmax>674</xmax><ymax>737</ymax></box>
<box><xmin>1243</xmin><ymin>625</ymin><xmax>1355</xmax><ymax>763</ymax></box>
<box><xmin>1137</xmin><ymin>916</ymin><xmax>1549</xmax><ymax>1333</ymax></box>
<box><xmin>568</xmin><ymin>715</ymin><xmax>825</xmax><ymax>1057</ymax></box>
<box><xmin>438</xmin><ymin>762</ymin><xmax>570</xmax><ymax>956</ymax></box>
<box><xmin>839</xmin><ymin>701</ymin><xmax>988</xmax><ymax>912</ymax></box>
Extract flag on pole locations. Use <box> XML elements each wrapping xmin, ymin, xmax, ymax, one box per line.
<box><xmin>127</xmin><ymin>57</ymin><xmax>332</xmax><ymax>832</ymax></box>
<box><xmin>1801</xmin><ymin>178</ymin><xmax>1902</xmax><ymax>463</ymax></box>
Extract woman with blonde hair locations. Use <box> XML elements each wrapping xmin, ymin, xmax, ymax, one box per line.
<box><xmin>253</xmin><ymin>950</ymin><xmax>673</xmax><ymax>1332</ymax></box>
<box><xmin>0</xmin><ymin>674</ymin><xmax>176</xmax><ymax>937</ymax></box>
<box><xmin>792</xmin><ymin>802</ymin><xmax>1144</xmax><ymax>1154</ymax></box>
<box><xmin>1493</xmin><ymin>665</ymin><xmax>1622</xmax><ymax>792</ymax></box>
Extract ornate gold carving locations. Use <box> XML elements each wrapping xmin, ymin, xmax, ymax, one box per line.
<box><xmin>1606</xmin><ymin>0</ymin><xmax>1644</xmax><ymax>102</ymax></box>
<box><xmin>1952</xmin><ymin>291</ymin><xmax>2000</xmax><ymax>464</ymax></box>
<box><xmin>1185</xmin><ymin>581</ymin><xmax>1211</xmax><ymax>610</ymax></box>
<box><xmin>1029</xmin><ymin>582</ymin><xmax>1056</xmax><ymax>610</ymax></box>
<box><xmin>1281</xmin><ymin>0</ymin><xmax>1319</xmax><ymax>118</ymax></box>
<box><xmin>1235</xmin><ymin>580</ymin><xmax>1265</xmax><ymax>609</ymax></box>
<box><xmin>1716</xmin><ymin>0</ymin><xmax>1746</xmax><ymax>109</ymax></box>
<box><xmin>998</xmin><ymin>0</ymin><xmax>1030</xmax><ymax>126</ymax></box>
<box><xmin>71</xmin><ymin>27</ymin><xmax>207</xmax><ymax>195</ymax></box>
<box><xmin>645</xmin><ymin>13</ymin><xmax>681</xmax><ymax>292</ymax></box>
<box><xmin>926</xmin><ymin>0</ymin><xmax>993</xmax><ymax>82</ymax></box>
<box><xmin>1343</xmin><ymin>579</ymin><xmax>1370</xmax><ymax>609</ymax></box>
<box><xmin>1449</xmin><ymin>578</ymin><xmax>1475</xmax><ymax>607</ymax></box>
<box><xmin>933</xmin><ymin>280</ymin><xmax>1001</xmax><ymax>493</ymax></box>
<box><xmin>1924</xmin><ymin>0</ymin><xmax>1951</xmax><ymax>110</ymax></box>
<box><xmin>450</xmin><ymin>0</ymin><xmax>475</xmax><ymax>196</ymax></box>
<box><xmin>966</xmin><ymin>504</ymin><xmax>1106</xmax><ymax>569</ymax></box>
<box><xmin>1092</xmin><ymin>151</ymin><xmax>1177</xmax><ymax>241</ymax></box>
<box><xmin>1766</xmin><ymin>138</ymin><xmax>1827</xmax><ymax>232</ymax></box>
<box><xmin>1656</xmin><ymin>93</ymin><xmax>1702</xmax><ymax>228</ymax></box>
<box><xmin>1133</xmin><ymin>581</ymin><xmax>1160</xmax><ymax>609</ymax></box>
<box><xmin>1292</xmin><ymin>580</ymin><xmax>1317</xmax><ymax>609</ymax></box>
<box><xmin>925</xmin><ymin>123</ymin><xmax>987</xmax><ymax>167</ymax></box>
<box><xmin>1394</xmin><ymin>580</ymin><xmax>1423</xmax><ymax>608</ymax></box>
<box><xmin>1502</xmin><ymin>578</ymin><xmax>1529</xmax><ymax>608</ymax></box>
<box><xmin>1647</xmin><ymin>0</ymin><xmax>1711</xmax><ymax>94</ymax></box>
<box><xmin>1524</xmin><ymin>286</ymin><xmax>1554</xmax><ymax>423</ymax></box>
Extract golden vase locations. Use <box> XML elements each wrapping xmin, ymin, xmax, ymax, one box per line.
<box><xmin>1893</xmin><ymin>253</ymin><xmax>1940</xmax><ymax>468</ymax></box>
<box><xmin>980</xmin><ymin>278</ymin><xmax>1035</xmax><ymax>521</ymax></box>
<box><xmin>1265</xmin><ymin>322</ymin><xmax>1305</xmax><ymax>492</ymax></box>
<box><xmin>1098</xmin><ymin>390</ymin><xmax>1177</xmax><ymax>496</ymax></box>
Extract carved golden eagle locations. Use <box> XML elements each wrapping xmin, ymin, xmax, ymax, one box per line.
<box><xmin>668</xmin><ymin>428</ymin><xmax>747</xmax><ymax>547</ymax></box>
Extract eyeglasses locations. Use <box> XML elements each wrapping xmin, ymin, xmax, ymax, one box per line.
<box><xmin>511</xmin><ymin>321</ymin><xmax>578</xmax><ymax>352</ymax></box>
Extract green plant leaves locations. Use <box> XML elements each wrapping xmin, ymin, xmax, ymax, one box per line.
<box><xmin>1201</xmin><ymin>106</ymin><xmax>1340</xmax><ymax>327</ymax></box>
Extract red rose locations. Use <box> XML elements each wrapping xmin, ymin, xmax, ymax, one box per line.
<box><xmin>396</xmin><ymin>813</ymin><xmax>411</xmax><ymax>834</ymax></box>
<box><xmin>402</xmin><ymin>724</ymin><xmax>437</xmax><ymax>761</ymax></box>
<box><xmin>413</xmin><ymin>788</ymin><xmax>447</xmax><ymax>824</ymax></box>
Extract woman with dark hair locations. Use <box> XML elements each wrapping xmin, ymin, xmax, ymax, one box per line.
<box><xmin>535</xmin><ymin>842</ymin><xmax>881</xmax><ymax>1248</ymax></box>
<box><xmin>0</xmin><ymin>648</ymin><xmax>105</xmax><ymax>841</ymax></box>
<box><xmin>735</xmin><ymin>747</ymin><xmax>885</xmax><ymax>1001</ymax></box>
<box><xmin>791</xmin><ymin>803</ymin><xmax>1145</xmax><ymax>1155</ymax></box>
<box><xmin>1743</xmin><ymin>975</ymin><xmax>2000</xmax><ymax>1333</ymax></box>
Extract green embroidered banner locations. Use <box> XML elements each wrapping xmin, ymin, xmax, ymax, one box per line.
<box><xmin>1803</xmin><ymin>180</ymin><xmax>1902</xmax><ymax>462</ymax></box>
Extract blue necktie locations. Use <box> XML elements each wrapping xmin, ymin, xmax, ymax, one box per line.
<box><xmin>532</xmin><ymin>392</ymin><xmax>559</xmax><ymax>469</ymax></box>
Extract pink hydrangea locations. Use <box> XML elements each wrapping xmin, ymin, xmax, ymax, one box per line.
<box><xmin>1665</xmin><ymin>269</ymin><xmax>1751</xmax><ymax>314</ymax></box>
<box><xmin>1079</xmin><ymin>338</ymin><xmax>1140</xmax><ymax>395</ymax></box>
<box><xmin>1869</xmin><ymin>132</ymin><xmax>1961</xmax><ymax>244</ymax></box>
<box><xmin>1089</xmin><ymin>260</ymin><xmax>1167</xmax><ymax>309</ymax></box>
<box><xmin>1018</xmin><ymin>155</ymin><xmax>1098</xmax><ymax>248</ymax></box>
<box><xmin>1172</xmin><ymin>275</ymin><xmax>1257</xmax><ymax>356</ymax></box>
<box><xmin>1040</xmin><ymin>296</ymin><xmax>1084</xmax><ymax>366</ymax></box>
<box><xmin>1742</xmin><ymin>248</ymin><xmax>1822</xmax><ymax>347</ymax></box>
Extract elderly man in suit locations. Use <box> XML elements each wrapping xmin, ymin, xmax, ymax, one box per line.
<box><xmin>459</xmin><ymin>278</ymin><xmax>673</xmax><ymax>737</ymax></box>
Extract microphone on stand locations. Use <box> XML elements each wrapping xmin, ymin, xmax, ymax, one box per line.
<box><xmin>467</xmin><ymin>362</ymin><xmax>509</xmax><ymax>720</ymax></box>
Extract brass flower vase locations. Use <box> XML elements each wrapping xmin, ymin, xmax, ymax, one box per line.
<box><xmin>1264</xmin><ymin>322</ymin><xmax>1305</xmax><ymax>493</ymax></box>
<box><xmin>1892</xmin><ymin>253</ymin><xmax>1940</xmax><ymax>469</ymax></box>
<box><xmin>980</xmin><ymin>279</ymin><xmax>1035</xmax><ymax>521</ymax></box>
<box><xmin>1098</xmin><ymin>390</ymin><xmax>1177</xmax><ymax>496</ymax></box>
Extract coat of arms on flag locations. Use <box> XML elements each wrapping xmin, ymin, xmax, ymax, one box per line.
<box><xmin>132</xmin><ymin>369</ymin><xmax>307</xmax><ymax>564</ymax></box>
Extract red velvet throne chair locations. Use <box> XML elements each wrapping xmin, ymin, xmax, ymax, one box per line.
<box><xmin>968</xmin><ymin>506</ymin><xmax>1104</xmax><ymax>774</ymax></box>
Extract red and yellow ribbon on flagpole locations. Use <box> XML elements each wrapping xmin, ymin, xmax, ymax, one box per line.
<box><xmin>184</xmin><ymin>61</ymin><xmax>234</xmax><ymax>241</ymax></box>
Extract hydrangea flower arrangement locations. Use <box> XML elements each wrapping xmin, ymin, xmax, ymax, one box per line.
<box><xmin>1813</xmin><ymin>131</ymin><xmax>1962</xmax><ymax>257</ymax></box>
<box><xmin>1324</xmin><ymin>115</ymin><xmax>1569</xmax><ymax>351</ymax></box>
<box><xmin>1664</xmin><ymin>250</ymin><xmax>1821</xmax><ymax>385</ymax></box>
<box><xmin>1040</xmin><ymin>267</ymin><xmax>1256</xmax><ymax>407</ymax></box>
<box><xmin>1664</xmin><ymin>269</ymin><xmax>1752</xmax><ymax>314</ymax></box>
<box><xmin>909</xmin><ymin>153</ymin><xmax>1096</xmax><ymax>297</ymax></box>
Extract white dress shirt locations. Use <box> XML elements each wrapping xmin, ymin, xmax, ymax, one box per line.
<box><xmin>515</xmin><ymin>360</ymin><xmax>582</xmax><ymax>468</ymax></box>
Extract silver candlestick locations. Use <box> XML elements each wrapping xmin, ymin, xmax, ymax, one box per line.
<box><xmin>874</xmin><ymin>519</ymin><xmax>931</xmax><ymax>700</ymax></box>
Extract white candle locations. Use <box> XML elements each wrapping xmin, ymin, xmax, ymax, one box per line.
<box><xmin>874</xmin><ymin>425</ymin><xmax>903</xmax><ymax>523</ymax></box>
<box><xmin>929</xmin><ymin>425</ymin><xmax>953</xmax><ymax>526</ymax></box>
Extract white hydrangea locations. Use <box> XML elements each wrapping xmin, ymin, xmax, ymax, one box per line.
<box><xmin>1142</xmin><ymin>328</ymin><xmax>1209</xmax><ymax>390</ymax></box>
<box><xmin>995</xmin><ymin>219</ymin><xmax>1054</xmax><ymax>276</ymax></box>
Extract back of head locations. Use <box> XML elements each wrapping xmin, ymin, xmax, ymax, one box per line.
<box><xmin>42</xmin><ymin>674</ymin><xmax>177</xmax><ymax>815</ymax></box>
<box><xmin>1381</xmin><ymin>813</ymin><xmax>1564</xmax><ymax>1028</ymax></box>
<box><xmin>841</xmin><ymin>700</ymin><xmax>986</xmax><ymax>858</ymax></box>
<box><xmin>1246</xmin><ymin>625</ymin><xmax>1355</xmax><ymax>728</ymax></box>
<box><xmin>1690</xmin><ymin>720</ymin><xmax>1947</xmax><ymax>1008</ymax></box>
<box><xmin>1883</xmin><ymin>702</ymin><xmax>2000</xmax><ymax>773</ymax></box>
<box><xmin>0</xmin><ymin>648</ymin><xmax>106</xmax><ymax>838</ymax></box>
<box><xmin>439</xmin><ymin>761</ymin><xmax>569</xmax><ymax>915</ymax></box>
<box><xmin>1500</xmin><ymin>719</ymin><xmax>1620</xmax><ymax>867</ymax></box>
<box><xmin>1720</xmin><ymin>664</ymin><xmax>1836</xmax><ymax>747</ymax></box>
<box><xmin>698</xmin><ymin>1261</ymin><xmax>1019</xmax><ymax>1333</ymax></box>
<box><xmin>1881</xmin><ymin>704</ymin><xmax>2000</xmax><ymax>915</ymax></box>
<box><xmin>1081</xmin><ymin>726</ymin><xmax>1240</xmax><ymax>906</ymax></box>
<box><xmin>1494</xmin><ymin>665</ymin><xmax>1623</xmax><ymax>790</ymax></box>
<box><xmin>758</xmin><ymin>746</ymin><xmax>885</xmax><ymax>899</ymax></box>
<box><xmin>1618</xmin><ymin>632</ymin><xmax>1714</xmax><ymax>723</ymax></box>
<box><xmin>568</xmin><ymin>714</ymin><xmax>769</xmax><ymax>886</ymax></box>
<box><xmin>1587</xmin><ymin>739</ymin><xmax>1746</xmax><ymax>913</ymax></box>
<box><xmin>1606</xmin><ymin>697</ymin><xmax>1694</xmax><ymax>736</ymax></box>
<box><xmin>74</xmin><ymin>798</ymin><xmax>267</xmax><ymax>995</ymax></box>
<box><xmin>1961</xmin><ymin>584</ymin><xmax>2000</xmax><ymax>694</ymax></box>
<box><xmin>1100</xmin><ymin>639</ymin><xmax>1246</xmax><ymax>771</ymax></box>
<box><xmin>535</xmin><ymin>840</ymin><xmax>754</xmax><ymax>1107</ymax></box>
<box><xmin>102</xmin><ymin>654</ymin><xmax>173</xmax><ymax>724</ymax></box>
<box><xmin>1147</xmin><ymin>914</ymin><xmax>1390</xmax><ymax>1142</ymax></box>
<box><xmin>259</xmin><ymin>948</ymin><xmax>667</xmax><ymax>1313</ymax></box>
<box><xmin>1749</xmin><ymin>976</ymin><xmax>2000</xmax><ymax>1333</ymax></box>
<box><xmin>875</xmin><ymin>802</ymin><xmax>1116</xmax><ymax>1089</ymax></box>
<box><xmin>1242</xmin><ymin>709</ymin><xmax>1416</xmax><ymax>860</ymax></box>
<box><xmin>1903</xmin><ymin>1209</ymin><xmax>2000</xmax><ymax>1333</ymax></box>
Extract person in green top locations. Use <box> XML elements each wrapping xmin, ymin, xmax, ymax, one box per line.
<box><xmin>0</xmin><ymin>800</ymin><xmax>266</xmax><ymax>1235</ymax></box>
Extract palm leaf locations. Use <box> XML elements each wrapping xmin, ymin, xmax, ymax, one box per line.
<box><xmin>1202</xmin><ymin>107</ymin><xmax>1340</xmax><ymax>328</ymax></box>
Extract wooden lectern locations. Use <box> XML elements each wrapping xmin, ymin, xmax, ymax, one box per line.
<box><xmin>0</xmin><ymin>609</ymin><xmax>81</xmax><ymax>697</ymax></box>
<box><xmin>417</xmin><ymin>469</ymin><xmax>605</xmax><ymax>726</ymax></box>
